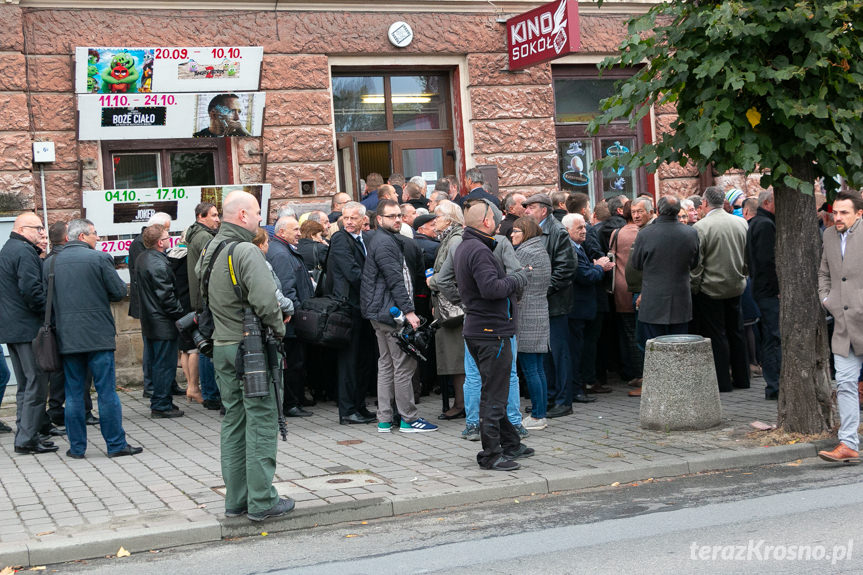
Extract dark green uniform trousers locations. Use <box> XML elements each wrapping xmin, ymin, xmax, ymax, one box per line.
<box><xmin>214</xmin><ymin>343</ymin><xmax>279</xmax><ymax>515</ymax></box>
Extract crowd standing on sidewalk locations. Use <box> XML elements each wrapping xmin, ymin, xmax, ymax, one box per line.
<box><xmin>2</xmin><ymin>171</ymin><xmax>863</xmax><ymax>519</ymax></box>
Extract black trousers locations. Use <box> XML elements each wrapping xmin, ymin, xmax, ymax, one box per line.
<box><xmin>466</xmin><ymin>337</ymin><xmax>520</xmax><ymax>468</ymax></box>
<box><xmin>693</xmin><ymin>293</ymin><xmax>750</xmax><ymax>392</ymax></box>
<box><xmin>282</xmin><ymin>339</ymin><xmax>306</xmax><ymax>410</ymax></box>
<box><xmin>337</xmin><ymin>311</ymin><xmax>371</xmax><ymax>417</ymax></box>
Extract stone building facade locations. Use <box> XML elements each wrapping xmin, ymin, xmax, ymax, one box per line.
<box><xmin>0</xmin><ymin>0</ymin><xmax>763</xmax><ymax>377</ymax></box>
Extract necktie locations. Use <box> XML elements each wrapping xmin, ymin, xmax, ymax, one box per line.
<box><xmin>356</xmin><ymin>235</ymin><xmax>366</xmax><ymax>256</ymax></box>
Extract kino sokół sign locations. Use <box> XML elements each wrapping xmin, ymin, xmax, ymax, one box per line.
<box><xmin>507</xmin><ymin>0</ymin><xmax>581</xmax><ymax>70</ymax></box>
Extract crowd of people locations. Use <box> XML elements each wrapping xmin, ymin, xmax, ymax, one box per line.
<box><xmin>1</xmin><ymin>171</ymin><xmax>862</xmax><ymax>517</ymax></box>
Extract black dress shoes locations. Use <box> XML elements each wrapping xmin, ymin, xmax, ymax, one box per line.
<box><xmin>65</xmin><ymin>450</ymin><xmax>85</xmax><ymax>459</ymax></box>
<box><xmin>151</xmin><ymin>408</ymin><xmax>185</xmax><ymax>418</ymax></box>
<box><xmin>15</xmin><ymin>442</ymin><xmax>59</xmax><ymax>454</ymax></box>
<box><xmin>36</xmin><ymin>436</ymin><xmax>56</xmax><ymax>447</ymax></box>
<box><xmin>142</xmin><ymin>391</ymin><xmax>153</xmax><ymax>398</ymax></box>
<box><xmin>286</xmin><ymin>406</ymin><xmax>313</xmax><ymax>417</ymax></box>
<box><xmin>340</xmin><ymin>412</ymin><xmax>375</xmax><ymax>425</ymax></box>
<box><xmin>85</xmin><ymin>413</ymin><xmax>100</xmax><ymax>426</ymax></box>
<box><xmin>357</xmin><ymin>407</ymin><xmax>375</xmax><ymax>420</ymax></box>
<box><xmin>546</xmin><ymin>404</ymin><xmax>573</xmax><ymax>418</ymax></box>
<box><xmin>573</xmin><ymin>393</ymin><xmax>596</xmax><ymax>404</ymax></box>
<box><xmin>46</xmin><ymin>426</ymin><xmax>66</xmax><ymax>436</ymax></box>
<box><xmin>107</xmin><ymin>445</ymin><xmax>144</xmax><ymax>458</ymax></box>
<box><xmin>202</xmin><ymin>399</ymin><xmax>222</xmax><ymax>410</ymax></box>
<box><xmin>438</xmin><ymin>409</ymin><xmax>466</xmax><ymax>420</ymax></box>
<box><xmin>171</xmin><ymin>384</ymin><xmax>185</xmax><ymax>396</ymax></box>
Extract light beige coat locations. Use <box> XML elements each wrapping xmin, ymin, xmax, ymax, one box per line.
<box><xmin>818</xmin><ymin>218</ymin><xmax>863</xmax><ymax>357</ymax></box>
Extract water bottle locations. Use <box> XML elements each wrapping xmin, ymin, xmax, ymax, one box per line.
<box><xmin>390</xmin><ymin>306</ymin><xmax>405</xmax><ymax>326</ymax></box>
<box><xmin>424</xmin><ymin>268</ymin><xmax>434</xmax><ymax>279</ymax></box>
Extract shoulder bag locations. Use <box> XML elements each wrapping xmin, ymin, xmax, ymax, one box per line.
<box><xmin>293</xmin><ymin>242</ymin><xmax>352</xmax><ymax>348</ymax></box>
<box><xmin>32</xmin><ymin>256</ymin><xmax>62</xmax><ymax>372</ymax></box>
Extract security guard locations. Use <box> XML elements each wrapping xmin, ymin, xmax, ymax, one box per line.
<box><xmin>196</xmin><ymin>191</ymin><xmax>292</xmax><ymax>521</ymax></box>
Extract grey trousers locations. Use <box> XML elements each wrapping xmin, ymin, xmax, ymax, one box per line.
<box><xmin>8</xmin><ymin>342</ymin><xmax>50</xmax><ymax>448</ymax></box>
<box><xmin>372</xmin><ymin>321</ymin><xmax>418</xmax><ymax>423</ymax></box>
<box><xmin>834</xmin><ymin>347</ymin><xmax>863</xmax><ymax>451</ymax></box>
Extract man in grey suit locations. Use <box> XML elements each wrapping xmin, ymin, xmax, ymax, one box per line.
<box><xmin>817</xmin><ymin>191</ymin><xmax>863</xmax><ymax>463</ymax></box>
<box><xmin>630</xmin><ymin>196</ymin><xmax>700</xmax><ymax>344</ymax></box>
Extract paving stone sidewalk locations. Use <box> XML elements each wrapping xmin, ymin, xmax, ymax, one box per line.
<box><xmin>0</xmin><ymin>376</ymin><xmax>824</xmax><ymax>567</ymax></box>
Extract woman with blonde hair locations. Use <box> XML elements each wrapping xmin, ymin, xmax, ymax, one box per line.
<box><xmin>427</xmin><ymin>200</ymin><xmax>467</xmax><ymax>421</ymax></box>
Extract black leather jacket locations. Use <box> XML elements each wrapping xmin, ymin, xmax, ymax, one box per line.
<box><xmin>541</xmin><ymin>216</ymin><xmax>576</xmax><ymax>317</ymax></box>
<box><xmin>135</xmin><ymin>249</ymin><xmax>185</xmax><ymax>340</ymax></box>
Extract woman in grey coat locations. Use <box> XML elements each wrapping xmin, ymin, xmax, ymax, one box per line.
<box><xmin>427</xmin><ymin>200</ymin><xmax>466</xmax><ymax>419</ymax></box>
<box><xmin>512</xmin><ymin>217</ymin><xmax>552</xmax><ymax>430</ymax></box>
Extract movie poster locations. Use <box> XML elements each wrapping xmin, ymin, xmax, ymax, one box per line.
<box><xmin>75</xmin><ymin>46</ymin><xmax>263</xmax><ymax>94</ymax></box>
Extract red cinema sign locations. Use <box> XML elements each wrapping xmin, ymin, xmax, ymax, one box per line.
<box><xmin>507</xmin><ymin>0</ymin><xmax>581</xmax><ymax>70</ymax></box>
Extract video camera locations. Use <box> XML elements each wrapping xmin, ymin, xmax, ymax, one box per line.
<box><xmin>392</xmin><ymin>317</ymin><xmax>439</xmax><ymax>362</ymax></box>
<box><xmin>175</xmin><ymin>312</ymin><xmax>214</xmax><ymax>357</ymax></box>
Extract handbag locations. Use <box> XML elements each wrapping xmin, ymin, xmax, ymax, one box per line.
<box><xmin>293</xmin><ymin>296</ymin><xmax>353</xmax><ymax>348</ymax></box>
<box><xmin>431</xmin><ymin>291</ymin><xmax>464</xmax><ymax>327</ymax></box>
<box><xmin>32</xmin><ymin>255</ymin><xmax>62</xmax><ymax>372</ymax></box>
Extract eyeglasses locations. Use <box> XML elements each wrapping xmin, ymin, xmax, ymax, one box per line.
<box><xmin>512</xmin><ymin>229</ymin><xmax>524</xmax><ymax>235</ymax></box>
<box><xmin>21</xmin><ymin>225</ymin><xmax>45</xmax><ymax>232</ymax></box>
<box><xmin>381</xmin><ymin>213</ymin><xmax>402</xmax><ymax>219</ymax></box>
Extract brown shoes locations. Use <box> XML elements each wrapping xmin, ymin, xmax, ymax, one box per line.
<box><xmin>818</xmin><ymin>442</ymin><xmax>860</xmax><ymax>463</ymax></box>
<box><xmin>628</xmin><ymin>378</ymin><xmax>643</xmax><ymax>388</ymax></box>
<box><xmin>628</xmin><ymin>388</ymin><xmax>642</xmax><ymax>397</ymax></box>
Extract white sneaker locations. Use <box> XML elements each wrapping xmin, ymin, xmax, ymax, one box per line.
<box><xmin>522</xmin><ymin>416</ymin><xmax>547</xmax><ymax>430</ymax></box>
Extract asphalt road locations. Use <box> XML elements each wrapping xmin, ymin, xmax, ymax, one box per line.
<box><xmin>59</xmin><ymin>458</ymin><xmax>863</xmax><ymax>574</ymax></box>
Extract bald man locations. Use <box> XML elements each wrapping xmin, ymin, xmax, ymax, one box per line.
<box><xmin>0</xmin><ymin>213</ymin><xmax>56</xmax><ymax>454</ymax></box>
<box><xmin>196</xmin><ymin>191</ymin><xmax>294</xmax><ymax>521</ymax></box>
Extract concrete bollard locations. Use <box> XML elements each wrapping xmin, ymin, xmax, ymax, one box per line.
<box><xmin>639</xmin><ymin>335</ymin><xmax>722</xmax><ymax>431</ymax></box>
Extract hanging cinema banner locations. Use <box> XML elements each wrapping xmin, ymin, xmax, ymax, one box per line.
<box><xmin>77</xmin><ymin>91</ymin><xmax>266</xmax><ymax>140</ymax></box>
<box><xmin>74</xmin><ymin>46</ymin><xmax>263</xmax><ymax>94</ymax></box>
<box><xmin>84</xmin><ymin>184</ymin><xmax>271</xmax><ymax>256</ymax></box>
<box><xmin>506</xmin><ymin>0</ymin><xmax>581</xmax><ymax>71</ymax></box>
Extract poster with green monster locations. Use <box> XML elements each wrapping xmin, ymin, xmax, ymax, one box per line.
<box><xmin>86</xmin><ymin>48</ymin><xmax>153</xmax><ymax>94</ymax></box>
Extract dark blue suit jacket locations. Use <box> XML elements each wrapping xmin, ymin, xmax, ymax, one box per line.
<box><xmin>569</xmin><ymin>241</ymin><xmax>604</xmax><ymax>320</ymax></box>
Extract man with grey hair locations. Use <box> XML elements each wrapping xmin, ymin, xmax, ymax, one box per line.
<box><xmin>499</xmin><ymin>192</ymin><xmax>527</xmax><ymax>239</ymax></box>
<box><xmin>51</xmin><ymin>218</ymin><xmax>141</xmax><ymax>458</ymax></box>
<box><xmin>631</xmin><ymin>196</ymin><xmax>654</xmax><ymax>229</ymax></box>
<box><xmin>327</xmin><ymin>201</ymin><xmax>376</xmax><ymax>425</ymax></box>
<box><xmin>747</xmin><ymin>190</ymin><xmax>780</xmax><ymax>400</ymax></box>
<box><xmin>264</xmin><ymin>205</ymin><xmax>297</xmax><ymax>239</ymax></box>
<box><xmin>691</xmin><ymin>185</ymin><xmax>750</xmax><ymax>393</ymax></box>
<box><xmin>269</xmin><ymin>215</ymin><xmax>315</xmax><ymax>418</ymax></box>
<box><xmin>127</xmin><ymin>212</ymin><xmax>180</xmax><ymax>398</ymax></box>
<box><xmin>457</xmin><ymin>167</ymin><xmax>499</xmax><ymax>209</ymax></box>
<box><xmin>428</xmin><ymin>190</ymin><xmax>449</xmax><ymax>214</ymax></box>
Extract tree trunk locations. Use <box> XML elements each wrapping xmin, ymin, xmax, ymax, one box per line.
<box><xmin>775</xmin><ymin>160</ymin><xmax>835</xmax><ymax>433</ymax></box>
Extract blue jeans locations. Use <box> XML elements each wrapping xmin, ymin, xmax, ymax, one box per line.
<box><xmin>63</xmin><ymin>351</ymin><xmax>127</xmax><ymax>455</ymax></box>
<box><xmin>198</xmin><ymin>353</ymin><xmax>220</xmax><ymax>402</ymax></box>
<box><xmin>146</xmin><ymin>337</ymin><xmax>179</xmax><ymax>412</ymax></box>
<box><xmin>0</xmin><ymin>351</ymin><xmax>9</xmax><ymax>405</ymax></box>
<box><xmin>465</xmin><ymin>337</ymin><xmax>521</xmax><ymax>426</ymax></box>
<box><xmin>518</xmin><ymin>352</ymin><xmax>547</xmax><ymax>419</ymax></box>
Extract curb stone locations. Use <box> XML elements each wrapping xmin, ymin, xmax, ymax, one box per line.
<box><xmin>0</xmin><ymin>440</ymin><xmax>839</xmax><ymax>568</ymax></box>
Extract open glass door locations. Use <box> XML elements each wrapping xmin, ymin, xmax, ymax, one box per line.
<box><xmin>337</xmin><ymin>134</ymin><xmax>360</xmax><ymax>200</ymax></box>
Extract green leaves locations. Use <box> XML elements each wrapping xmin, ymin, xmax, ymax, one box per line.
<box><xmin>590</xmin><ymin>0</ymin><xmax>863</xmax><ymax>192</ymax></box>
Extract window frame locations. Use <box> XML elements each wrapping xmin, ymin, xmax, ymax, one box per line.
<box><xmin>100</xmin><ymin>138</ymin><xmax>229</xmax><ymax>189</ymax></box>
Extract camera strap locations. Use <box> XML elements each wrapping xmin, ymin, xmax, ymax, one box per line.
<box><xmin>200</xmin><ymin>240</ymin><xmax>235</xmax><ymax>307</ymax></box>
<box><xmin>225</xmin><ymin>242</ymin><xmax>245</xmax><ymax>301</ymax></box>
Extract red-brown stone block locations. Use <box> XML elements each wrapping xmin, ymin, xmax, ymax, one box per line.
<box><xmin>26</xmin><ymin>56</ymin><xmax>74</xmax><ymax>92</ymax></box>
<box><xmin>658</xmin><ymin>161</ymin><xmax>700</xmax><ymax>179</ymax></box>
<box><xmin>264</xmin><ymin>91</ymin><xmax>332</xmax><ymax>126</ymax></box>
<box><xmin>579</xmin><ymin>14</ymin><xmax>632</xmax><ymax>53</ymax></box>
<box><xmin>0</xmin><ymin>6</ymin><xmax>23</xmax><ymax>51</ymax></box>
<box><xmin>473</xmin><ymin>119</ymin><xmax>557</xmax><ymax>155</ymax></box>
<box><xmin>31</xmin><ymin>94</ymin><xmax>76</xmax><ymax>132</ymax></box>
<box><xmin>0</xmin><ymin>53</ymin><xmax>26</xmax><ymax>91</ymax></box>
<box><xmin>468</xmin><ymin>54</ymin><xmax>552</xmax><ymax>87</ymax></box>
<box><xmin>471</xmin><ymin>86</ymin><xmax>554</xmax><ymax>120</ymax></box>
<box><xmin>656</xmin><ymin>113</ymin><xmax>678</xmax><ymax>136</ymax></box>
<box><xmin>0</xmin><ymin>171</ymin><xmax>35</xmax><ymax>199</ymax></box>
<box><xmin>0</xmin><ymin>132</ymin><xmax>34</xmax><ymax>171</ymax></box>
<box><xmin>36</xmin><ymin>170</ymin><xmax>85</xmax><ymax>209</ymax></box>
<box><xmin>472</xmin><ymin>152</ymin><xmax>559</xmax><ymax>188</ymax></box>
<box><xmin>0</xmin><ymin>93</ymin><xmax>31</xmax><ymax>131</ymax></box>
<box><xmin>240</xmin><ymin>126</ymin><xmax>334</xmax><ymax>164</ymax></box>
<box><xmin>256</xmin><ymin>162</ymin><xmax>337</xmax><ymax>200</ymax></box>
<box><xmin>659</xmin><ymin>177</ymin><xmax>701</xmax><ymax>198</ymax></box>
<box><xmin>261</xmin><ymin>55</ymin><xmax>330</xmax><ymax>90</ymax></box>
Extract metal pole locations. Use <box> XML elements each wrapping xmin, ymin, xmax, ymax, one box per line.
<box><xmin>39</xmin><ymin>163</ymin><xmax>49</xmax><ymax>235</ymax></box>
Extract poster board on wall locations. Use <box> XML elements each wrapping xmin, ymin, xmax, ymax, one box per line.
<box><xmin>84</xmin><ymin>184</ymin><xmax>271</xmax><ymax>256</ymax></box>
<box><xmin>75</xmin><ymin>46</ymin><xmax>264</xmax><ymax>94</ymax></box>
<box><xmin>77</xmin><ymin>91</ymin><xmax>265</xmax><ymax>140</ymax></box>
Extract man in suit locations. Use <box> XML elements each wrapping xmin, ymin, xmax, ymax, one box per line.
<box><xmin>326</xmin><ymin>202</ymin><xmax>376</xmax><ymax>425</ymax></box>
<box><xmin>630</xmin><ymin>195</ymin><xmax>700</xmax><ymax>340</ymax></box>
<box><xmin>691</xmin><ymin>186</ymin><xmax>750</xmax><ymax>393</ymax></box>
<box><xmin>564</xmin><ymin>213</ymin><xmax>613</xmax><ymax>404</ymax></box>
<box><xmin>817</xmin><ymin>192</ymin><xmax>863</xmax><ymax>463</ymax></box>
<box><xmin>268</xmin><ymin>215</ymin><xmax>316</xmax><ymax>418</ymax></box>
<box><xmin>456</xmin><ymin>167</ymin><xmax>499</xmax><ymax>208</ymax></box>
